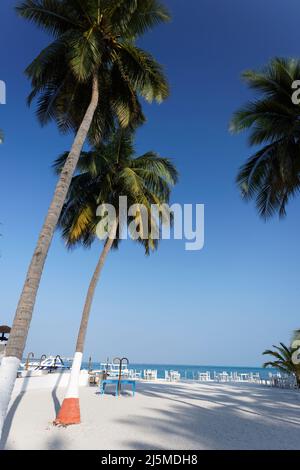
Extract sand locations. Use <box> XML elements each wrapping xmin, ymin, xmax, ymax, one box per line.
<box><xmin>1</xmin><ymin>380</ymin><xmax>300</xmax><ymax>450</ymax></box>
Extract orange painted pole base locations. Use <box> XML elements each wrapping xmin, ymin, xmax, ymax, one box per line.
<box><xmin>54</xmin><ymin>398</ymin><xmax>81</xmax><ymax>426</ymax></box>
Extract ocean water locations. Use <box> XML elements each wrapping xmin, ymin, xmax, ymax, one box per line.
<box><xmin>81</xmin><ymin>362</ymin><xmax>277</xmax><ymax>380</ymax></box>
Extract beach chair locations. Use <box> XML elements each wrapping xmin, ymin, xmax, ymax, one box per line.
<box><xmin>129</xmin><ymin>369</ymin><xmax>142</xmax><ymax>379</ymax></box>
<box><xmin>88</xmin><ymin>373</ymin><xmax>97</xmax><ymax>386</ymax></box>
<box><xmin>251</xmin><ymin>373</ymin><xmax>260</xmax><ymax>383</ymax></box>
<box><xmin>232</xmin><ymin>372</ymin><xmax>240</xmax><ymax>382</ymax></box>
<box><xmin>170</xmin><ymin>371</ymin><xmax>180</xmax><ymax>382</ymax></box>
<box><xmin>219</xmin><ymin>371</ymin><xmax>229</xmax><ymax>382</ymax></box>
<box><xmin>144</xmin><ymin>369</ymin><xmax>157</xmax><ymax>380</ymax></box>
<box><xmin>198</xmin><ymin>372</ymin><xmax>210</xmax><ymax>382</ymax></box>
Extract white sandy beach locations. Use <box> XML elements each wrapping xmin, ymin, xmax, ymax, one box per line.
<box><xmin>1</xmin><ymin>380</ymin><xmax>300</xmax><ymax>450</ymax></box>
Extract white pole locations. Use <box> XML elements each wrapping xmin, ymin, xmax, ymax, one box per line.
<box><xmin>0</xmin><ymin>356</ymin><xmax>20</xmax><ymax>438</ymax></box>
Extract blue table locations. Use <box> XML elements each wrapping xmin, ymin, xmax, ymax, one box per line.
<box><xmin>100</xmin><ymin>379</ymin><xmax>136</xmax><ymax>397</ymax></box>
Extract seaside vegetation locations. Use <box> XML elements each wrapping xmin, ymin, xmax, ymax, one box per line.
<box><xmin>263</xmin><ymin>331</ymin><xmax>300</xmax><ymax>387</ymax></box>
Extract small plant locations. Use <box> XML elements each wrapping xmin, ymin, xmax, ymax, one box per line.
<box><xmin>263</xmin><ymin>339</ymin><xmax>300</xmax><ymax>387</ymax></box>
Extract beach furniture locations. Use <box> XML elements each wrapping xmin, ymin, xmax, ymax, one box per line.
<box><xmin>144</xmin><ymin>369</ymin><xmax>157</xmax><ymax>380</ymax></box>
<box><xmin>98</xmin><ymin>360</ymin><xmax>130</xmax><ymax>378</ymax></box>
<box><xmin>219</xmin><ymin>371</ymin><xmax>229</xmax><ymax>382</ymax></box>
<box><xmin>172</xmin><ymin>371</ymin><xmax>180</xmax><ymax>381</ymax></box>
<box><xmin>232</xmin><ymin>372</ymin><xmax>241</xmax><ymax>382</ymax></box>
<box><xmin>20</xmin><ymin>355</ymin><xmax>70</xmax><ymax>372</ymax></box>
<box><xmin>165</xmin><ymin>370</ymin><xmax>181</xmax><ymax>382</ymax></box>
<box><xmin>240</xmin><ymin>373</ymin><xmax>250</xmax><ymax>381</ymax></box>
<box><xmin>110</xmin><ymin>357</ymin><xmax>129</xmax><ymax>395</ymax></box>
<box><xmin>89</xmin><ymin>370</ymin><xmax>106</xmax><ymax>386</ymax></box>
<box><xmin>268</xmin><ymin>372</ymin><xmax>297</xmax><ymax>389</ymax></box>
<box><xmin>99</xmin><ymin>378</ymin><xmax>136</xmax><ymax>397</ymax></box>
<box><xmin>198</xmin><ymin>372</ymin><xmax>211</xmax><ymax>382</ymax></box>
<box><xmin>129</xmin><ymin>369</ymin><xmax>142</xmax><ymax>379</ymax></box>
<box><xmin>89</xmin><ymin>373</ymin><xmax>97</xmax><ymax>386</ymax></box>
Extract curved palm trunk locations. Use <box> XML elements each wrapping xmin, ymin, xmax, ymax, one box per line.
<box><xmin>0</xmin><ymin>76</ymin><xmax>99</xmax><ymax>438</ymax></box>
<box><xmin>54</xmin><ymin>219</ymin><xmax>118</xmax><ymax>426</ymax></box>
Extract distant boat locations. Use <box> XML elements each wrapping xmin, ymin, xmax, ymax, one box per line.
<box><xmin>20</xmin><ymin>355</ymin><xmax>70</xmax><ymax>373</ymax></box>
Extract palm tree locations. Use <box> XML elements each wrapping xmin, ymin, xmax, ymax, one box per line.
<box><xmin>263</xmin><ymin>342</ymin><xmax>300</xmax><ymax>387</ymax></box>
<box><xmin>230</xmin><ymin>58</ymin><xmax>300</xmax><ymax>219</ymax></box>
<box><xmin>53</xmin><ymin>129</ymin><xmax>178</xmax><ymax>425</ymax></box>
<box><xmin>0</xmin><ymin>0</ymin><xmax>170</xmax><ymax>436</ymax></box>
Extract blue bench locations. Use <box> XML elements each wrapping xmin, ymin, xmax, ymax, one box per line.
<box><xmin>99</xmin><ymin>379</ymin><xmax>136</xmax><ymax>397</ymax></box>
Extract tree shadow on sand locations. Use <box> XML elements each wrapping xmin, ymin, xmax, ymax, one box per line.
<box><xmin>1</xmin><ymin>371</ymin><xmax>68</xmax><ymax>449</ymax></box>
<box><xmin>115</xmin><ymin>382</ymin><xmax>300</xmax><ymax>450</ymax></box>
<box><xmin>0</xmin><ymin>391</ymin><xmax>26</xmax><ymax>450</ymax></box>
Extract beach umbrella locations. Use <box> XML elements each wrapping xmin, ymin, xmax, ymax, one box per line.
<box><xmin>0</xmin><ymin>325</ymin><xmax>11</xmax><ymax>342</ymax></box>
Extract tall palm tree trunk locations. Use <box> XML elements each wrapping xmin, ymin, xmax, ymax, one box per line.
<box><xmin>54</xmin><ymin>219</ymin><xmax>118</xmax><ymax>426</ymax></box>
<box><xmin>0</xmin><ymin>76</ymin><xmax>99</xmax><ymax>437</ymax></box>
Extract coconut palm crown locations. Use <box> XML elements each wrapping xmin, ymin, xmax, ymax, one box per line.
<box><xmin>54</xmin><ymin>129</ymin><xmax>178</xmax><ymax>253</ymax></box>
<box><xmin>230</xmin><ymin>58</ymin><xmax>300</xmax><ymax>219</ymax></box>
<box><xmin>17</xmin><ymin>0</ymin><xmax>170</xmax><ymax>141</ymax></box>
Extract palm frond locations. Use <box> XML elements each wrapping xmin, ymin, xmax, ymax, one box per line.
<box><xmin>123</xmin><ymin>0</ymin><xmax>171</xmax><ymax>38</ymax></box>
<box><xmin>262</xmin><ymin>341</ymin><xmax>300</xmax><ymax>385</ymax></box>
<box><xmin>114</xmin><ymin>43</ymin><xmax>169</xmax><ymax>103</ymax></box>
<box><xmin>231</xmin><ymin>57</ymin><xmax>300</xmax><ymax>219</ymax></box>
<box><xmin>56</xmin><ymin>128</ymin><xmax>178</xmax><ymax>254</ymax></box>
<box><xmin>16</xmin><ymin>0</ymin><xmax>82</xmax><ymax>36</ymax></box>
<box><xmin>18</xmin><ymin>0</ymin><xmax>170</xmax><ymax>140</ymax></box>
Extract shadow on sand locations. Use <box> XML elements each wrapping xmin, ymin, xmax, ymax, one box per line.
<box><xmin>1</xmin><ymin>370</ymin><xmax>66</xmax><ymax>449</ymax></box>
<box><xmin>115</xmin><ymin>381</ymin><xmax>300</xmax><ymax>450</ymax></box>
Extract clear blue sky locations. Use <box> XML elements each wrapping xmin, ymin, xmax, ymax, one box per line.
<box><xmin>0</xmin><ymin>0</ymin><xmax>299</xmax><ymax>366</ymax></box>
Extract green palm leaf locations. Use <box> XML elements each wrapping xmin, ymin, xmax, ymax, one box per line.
<box><xmin>231</xmin><ymin>57</ymin><xmax>300</xmax><ymax>219</ymax></box>
<box><xmin>262</xmin><ymin>340</ymin><xmax>300</xmax><ymax>386</ymax></box>
<box><xmin>17</xmin><ymin>0</ymin><xmax>170</xmax><ymax>141</ymax></box>
<box><xmin>115</xmin><ymin>43</ymin><xmax>169</xmax><ymax>103</ymax></box>
<box><xmin>55</xmin><ymin>128</ymin><xmax>178</xmax><ymax>252</ymax></box>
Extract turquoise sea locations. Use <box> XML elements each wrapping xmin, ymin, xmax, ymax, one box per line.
<box><xmin>81</xmin><ymin>362</ymin><xmax>277</xmax><ymax>380</ymax></box>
